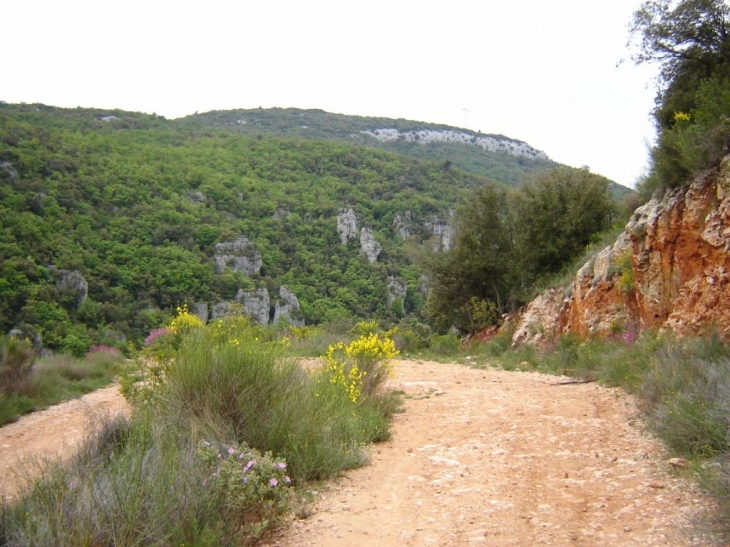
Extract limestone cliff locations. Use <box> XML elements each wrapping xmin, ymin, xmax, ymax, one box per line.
<box><xmin>511</xmin><ymin>156</ymin><xmax>730</xmax><ymax>346</ymax></box>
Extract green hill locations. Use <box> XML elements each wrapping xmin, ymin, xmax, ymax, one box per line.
<box><xmin>184</xmin><ymin>108</ymin><xmax>633</xmax><ymax>199</ymax></box>
<box><xmin>0</xmin><ymin>103</ymin><xmax>494</xmax><ymax>353</ymax></box>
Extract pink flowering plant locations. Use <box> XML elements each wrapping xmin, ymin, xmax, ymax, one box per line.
<box><xmin>197</xmin><ymin>441</ymin><xmax>291</xmax><ymax>541</ymax></box>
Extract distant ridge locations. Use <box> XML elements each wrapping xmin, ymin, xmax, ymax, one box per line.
<box><xmin>182</xmin><ymin>107</ymin><xmax>559</xmax><ymax>188</ymax></box>
<box><xmin>183</xmin><ymin>108</ymin><xmax>632</xmax><ymax>199</ymax></box>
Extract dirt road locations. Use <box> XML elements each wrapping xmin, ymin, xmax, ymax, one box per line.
<box><xmin>0</xmin><ymin>360</ymin><xmax>719</xmax><ymax>545</ymax></box>
<box><xmin>0</xmin><ymin>384</ymin><xmax>131</xmax><ymax>499</ymax></box>
<box><xmin>270</xmin><ymin>360</ymin><xmax>716</xmax><ymax>546</ymax></box>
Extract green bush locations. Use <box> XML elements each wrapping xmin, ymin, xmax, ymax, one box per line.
<box><xmin>429</xmin><ymin>333</ymin><xmax>461</xmax><ymax>356</ymax></box>
<box><xmin>0</xmin><ymin>335</ymin><xmax>35</xmax><ymax>391</ymax></box>
<box><xmin>127</xmin><ymin>315</ymin><xmax>398</xmax><ymax>480</ymax></box>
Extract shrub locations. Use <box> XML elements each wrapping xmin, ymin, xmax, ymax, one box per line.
<box><xmin>324</xmin><ymin>333</ymin><xmax>399</xmax><ymax>400</ymax></box>
<box><xmin>197</xmin><ymin>441</ymin><xmax>292</xmax><ymax>541</ymax></box>
<box><xmin>1</xmin><ymin>415</ymin><xmax>289</xmax><ymax>546</ymax></box>
<box><xmin>429</xmin><ymin>333</ymin><xmax>460</xmax><ymax>356</ymax></box>
<box><xmin>0</xmin><ymin>335</ymin><xmax>35</xmax><ymax>391</ymax></box>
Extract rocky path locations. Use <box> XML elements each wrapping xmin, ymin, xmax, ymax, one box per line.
<box><xmin>0</xmin><ymin>361</ymin><xmax>720</xmax><ymax>545</ymax></box>
<box><xmin>269</xmin><ymin>360</ymin><xmax>717</xmax><ymax>546</ymax></box>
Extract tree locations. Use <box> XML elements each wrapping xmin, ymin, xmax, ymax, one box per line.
<box><xmin>630</xmin><ymin>0</ymin><xmax>730</xmax><ymax>128</ymax></box>
<box><xmin>424</xmin><ymin>183</ymin><xmax>515</xmax><ymax>333</ymax></box>
<box><xmin>629</xmin><ymin>0</ymin><xmax>730</xmax><ymax>188</ymax></box>
<box><xmin>511</xmin><ymin>167</ymin><xmax>615</xmax><ymax>278</ymax></box>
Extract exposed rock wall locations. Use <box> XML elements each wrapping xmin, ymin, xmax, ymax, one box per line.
<box><xmin>386</xmin><ymin>276</ymin><xmax>407</xmax><ymax>309</ymax></box>
<box><xmin>360</xmin><ymin>129</ymin><xmax>549</xmax><ymax>160</ymax></box>
<box><xmin>511</xmin><ymin>157</ymin><xmax>730</xmax><ymax>345</ymax></box>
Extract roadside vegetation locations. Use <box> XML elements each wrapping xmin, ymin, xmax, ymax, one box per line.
<box><xmin>0</xmin><ymin>337</ymin><xmax>124</xmax><ymax>427</ymax></box>
<box><xmin>0</xmin><ymin>311</ymin><xmax>401</xmax><ymax>546</ymax></box>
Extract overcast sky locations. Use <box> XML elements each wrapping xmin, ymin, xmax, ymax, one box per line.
<box><xmin>2</xmin><ymin>0</ymin><xmax>659</xmax><ymax>188</ymax></box>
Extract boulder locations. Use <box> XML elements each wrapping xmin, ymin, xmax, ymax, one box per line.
<box><xmin>55</xmin><ymin>270</ymin><xmax>88</xmax><ymax>309</ymax></box>
<box><xmin>191</xmin><ymin>302</ymin><xmax>209</xmax><ymax>323</ymax></box>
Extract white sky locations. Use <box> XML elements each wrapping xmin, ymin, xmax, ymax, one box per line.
<box><xmin>2</xmin><ymin>0</ymin><xmax>659</xmax><ymax>188</ymax></box>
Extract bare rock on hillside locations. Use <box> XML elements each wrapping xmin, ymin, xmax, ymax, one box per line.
<box><xmin>210</xmin><ymin>301</ymin><xmax>233</xmax><ymax>320</ymax></box>
<box><xmin>360</xmin><ymin>228</ymin><xmax>382</xmax><ymax>263</ymax></box>
<box><xmin>425</xmin><ymin>214</ymin><xmax>455</xmax><ymax>251</ymax></box>
<box><xmin>337</xmin><ymin>208</ymin><xmax>358</xmax><ymax>245</ymax></box>
<box><xmin>393</xmin><ymin>211</ymin><xmax>413</xmax><ymax>240</ymax></box>
<box><xmin>54</xmin><ymin>269</ymin><xmax>88</xmax><ymax>310</ymax></box>
<box><xmin>386</xmin><ymin>276</ymin><xmax>407</xmax><ymax>309</ymax></box>
<box><xmin>0</xmin><ymin>161</ymin><xmax>18</xmax><ymax>181</ymax></box>
<box><xmin>273</xmin><ymin>286</ymin><xmax>304</xmax><ymax>327</ymax></box>
<box><xmin>236</xmin><ymin>288</ymin><xmax>271</xmax><ymax>325</ymax></box>
<box><xmin>214</xmin><ymin>236</ymin><xmax>262</xmax><ymax>275</ymax></box>
<box><xmin>191</xmin><ymin>302</ymin><xmax>209</xmax><ymax>323</ymax></box>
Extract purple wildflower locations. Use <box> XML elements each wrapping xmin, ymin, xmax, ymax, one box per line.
<box><xmin>276</xmin><ymin>462</ymin><xmax>286</xmax><ymax>469</ymax></box>
<box><xmin>244</xmin><ymin>459</ymin><xmax>256</xmax><ymax>471</ymax></box>
<box><xmin>87</xmin><ymin>345</ymin><xmax>120</xmax><ymax>356</ymax></box>
<box><xmin>227</xmin><ymin>447</ymin><xmax>236</xmax><ymax>456</ymax></box>
<box><xmin>144</xmin><ymin>327</ymin><xmax>171</xmax><ymax>346</ymax></box>
<box><xmin>283</xmin><ymin>476</ymin><xmax>291</xmax><ymax>484</ymax></box>
<box><xmin>269</xmin><ymin>478</ymin><xmax>278</xmax><ymax>487</ymax></box>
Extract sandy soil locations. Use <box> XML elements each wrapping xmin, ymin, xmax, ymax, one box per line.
<box><xmin>0</xmin><ymin>360</ymin><xmax>720</xmax><ymax>545</ymax></box>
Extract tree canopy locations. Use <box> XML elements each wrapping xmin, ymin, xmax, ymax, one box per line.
<box><xmin>424</xmin><ymin>167</ymin><xmax>616</xmax><ymax>333</ymax></box>
<box><xmin>629</xmin><ymin>0</ymin><xmax>730</xmax><ymax>189</ymax></box>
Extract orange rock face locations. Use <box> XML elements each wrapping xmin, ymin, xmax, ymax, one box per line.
<box><xmin>512</xmin><ymin>156</ymin><xmax>730</xmax><ymax>345</ymax></box>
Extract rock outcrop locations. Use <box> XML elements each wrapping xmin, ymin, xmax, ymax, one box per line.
<box><xmin>273</xmin><ymin>286</ymin><xmax>304</xmax><ymax>326</ymax></box>
<box><xmin>360</xmin><ymin>228</ymin><xmax>382</xmax><ymax>263</ymax></box>
<box><xmin>210</xmin><ymin>302</ymin><xmax>234</xmax><ymax>320</ymax></box>
<box><xmin>393</xmin><ymin>211</ymin><xmax>412</xmax><ymax>240</ymax></box>
<box><xmin>191</xmin><ymin>302</ymin><xmax>209</xmax><ymax>323</ymax></box>
<box><xmin>55</xmin><ymin>270</ymin><xmax>88</xmax><ymax>309</ymax></box>
<box><xmin>386</xmin><ymin>276</ymin><xmax>407</xmax><ymax>309</ymax></box>
<box><xmin>337</xmin><ymin>208</ymin><xmax>358</xmax><ymax>245</ymax></box>
<box><xmin>0</xmin><ymin>161</ymin><xmax>18</xmax><ymax>181</ymax></box>
<box><xmin>360</xmin><ymin>128</ymin><xmax>549</xmax><ymax>160</ymax></box>
<box><xmin>425</xmin><ymin>215</ymin><xmax>455</xmax><ymax>251</ymax></box>
<box><xmin>236</xmin><ymin>288</ymin><xmax>271</xmax><ymax>325</ymax></box>
<box><xmin>214</xmin><ymin>236</ymin><xmax>262</xmax><ymax>275</ymax></box>
<box><xmin>511</xmin><ymin>157</ymin><xmax>730</xmax><ymax>345</ymax></box>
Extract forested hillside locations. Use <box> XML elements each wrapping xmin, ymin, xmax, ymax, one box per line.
<box><xmin>0</xmin><ymin>103</ymin><xmax>493</xmax><ymax>353</ymax></box>
<box><xmin>183</xmin><ymin>108</ymin><xmax>563</xmax><ymax>189</ymax></box>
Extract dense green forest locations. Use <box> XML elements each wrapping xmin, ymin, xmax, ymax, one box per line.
<box><xmin>0</xmin><ymin>103</ymin><xmax>504</xmax><ymax>353</ymax></box>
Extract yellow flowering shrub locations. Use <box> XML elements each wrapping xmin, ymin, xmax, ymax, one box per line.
<box><xmin>323</xmin><ymin>333</ymin><xmax>399</xmax><ymax>402</ymax></box>
<box><xmin>169</xmin><ymin>305</ymin><xmax>204</xmax><ymax>334</ymax></box>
